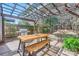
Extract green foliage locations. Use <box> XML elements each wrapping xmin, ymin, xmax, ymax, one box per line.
<box><xmin>43</xmin><ymin>16</ymin><xmax>59</xmax><ymax>26</ymax></box>
<box><xmin>42</xmin><ymin>27</ymin><xmax>50</xmax><ymax>33</ymax></box>
<box><xmin>27</xmin><ymin>26</ymin><xmax>34</xmax><ymax>34</ymax></box>
<box><xmin>41</xmin><ymin>16</ymin><xmax>59</xmax><ymax>33</ymax></box>
<box><xmin>27</xmin><ymin>26</ymin><xmax>34</xmax><ymax>31</ymax></box>
<box><xmin>18</xmin><ymin>20</ymin><xmax>30</xmax><ymax>26</ymax></box>
<box><xmin>18</xmin><ymin>20</ymin><xmax>34</xmax><ymax>34</ymax></box>
<box><xmin>63</xmin><ymin>36</ymin><xmax>79</xmax><ymax>52</ymax></box>
<box><xmin>5</xmin><ymin>24</ymin><xmax>18</xmax><ymax>37</ymax></box>
<box><xmin>5</xmin><ymin>19</ymin><xmax>34</xmax><ymax>36</ymax></box>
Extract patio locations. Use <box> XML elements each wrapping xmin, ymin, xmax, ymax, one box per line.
<box><xmin>0</xmin><ymin>34</ymin><xmax>64</xmax><ymax>56</ymax></box>
<box><xmin>0</xmin><ymin>33</ymin><xmax>78</xmax><ymax>56</ymax></box>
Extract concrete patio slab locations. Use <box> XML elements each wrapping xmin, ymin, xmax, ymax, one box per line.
<box><xmin>0</xmin><ymin>44</ymin><xmax>11</xmax><ymax>55</ymax></box>
<box><xmin>5</xmin><ymin>40</ymin><xmax>19</xmax><ymax>51</ymax></box>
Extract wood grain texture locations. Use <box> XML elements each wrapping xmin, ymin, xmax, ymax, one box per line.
<box><xmin>26</xmin><ymin>40</ymin><xmax>49</xmax><ymax>54</ymax></box>
<box><xmin>18</xmin><ymin>34</ymin><xmax>49</xmax><ymax>42</ymax></box>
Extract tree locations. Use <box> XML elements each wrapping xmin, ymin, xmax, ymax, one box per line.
<box><xmin>41</xmin><ymin>16</ymin><xmax>59</xmax><ymax>33</ymax></box>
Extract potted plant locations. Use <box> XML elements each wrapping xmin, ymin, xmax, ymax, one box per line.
<box><xmin>63</xmin><ymin>36</ymin><xmax>79</xmax><ymax>55</ymax></box>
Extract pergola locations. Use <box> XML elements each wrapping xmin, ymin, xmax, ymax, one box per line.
<box><xmin>0</xmin><ymin>3</ymin><xmax>79</xmax><ymax>42</ymax></box>
<box><xmin>1</xmin><ymin>3</ymin><xmax>79</xmax><ymax>21</ymax></box>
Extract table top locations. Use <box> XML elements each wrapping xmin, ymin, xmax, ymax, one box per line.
<box><xmin>18</xmin><ymin>33</ymin><xmax>49</xmax><ymax>42</ymax></box>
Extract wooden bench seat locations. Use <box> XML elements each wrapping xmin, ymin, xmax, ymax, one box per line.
<box><xmin>25</xmin><ymin>40</ymin><xmax>50</xmax><ymax>55</ymax></box>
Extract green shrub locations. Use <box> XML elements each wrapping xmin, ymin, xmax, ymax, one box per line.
<box><xmin>63</xmin><ymin>36</ymin><xmax>79</xmax><ymax>52</ymax></box>
<box><xmin>42</xmin><ymin>27</ymin><xmax>50</xmax><ymax>33</ymax></box>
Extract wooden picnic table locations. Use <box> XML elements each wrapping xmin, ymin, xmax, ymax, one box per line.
<box><xmin>17</xmin><ymin>33</ymin><xmax>49</xmax><ymax>56</ymax></box>
<box><xmin>18</xmin><ymin>33</ymin><xmax>48</xmax><ymax>42</ymax></box>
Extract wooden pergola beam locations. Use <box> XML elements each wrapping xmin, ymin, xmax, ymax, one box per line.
<box><xmin>52</xmin><ymin>3</ymin><xmax>61</xmax><ymax>14</ymax></box>
<box><xmin>11</xmin><ymin>3</ymin><xmax>17</xmax><ymax>15</ymax></box>
<box><xmin>65</xmin><ymin>8</ymin><xmax>79</xmax><ymax>17</ymax></box>
<box><xmin>65</xmin><ymin>4</ymin><xmax>79</xmax><ymax>17</ymax></box>
<box><xmin>27</xmin><ymin>3</ymin><xmax>49</xmax><ymax>16</ymax></box>
<box><xmin>40</xmin><ymin>3</ymin><xmax>57</xmax><ymax>15</ymax></box>
<box><xmin>24</xmin><ymin>4</ymin><xmax>44</xmax><ymax>19</ymax></box>
<box><xmin>0</xmin><ymin>13</ymin><xmax>35</xmax><ymax>22</ymax></box>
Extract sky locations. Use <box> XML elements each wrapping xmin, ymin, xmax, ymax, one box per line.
<box><xmin>3</xmin><ymin>3</ymin><xmax>29</xmax><ymax>16</ymax></box>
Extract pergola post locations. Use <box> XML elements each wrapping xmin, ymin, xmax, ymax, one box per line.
<box><xmin>0</xmin><ymin>3</ymin><xmax>5</xmax><ymax>43</ymax></box>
